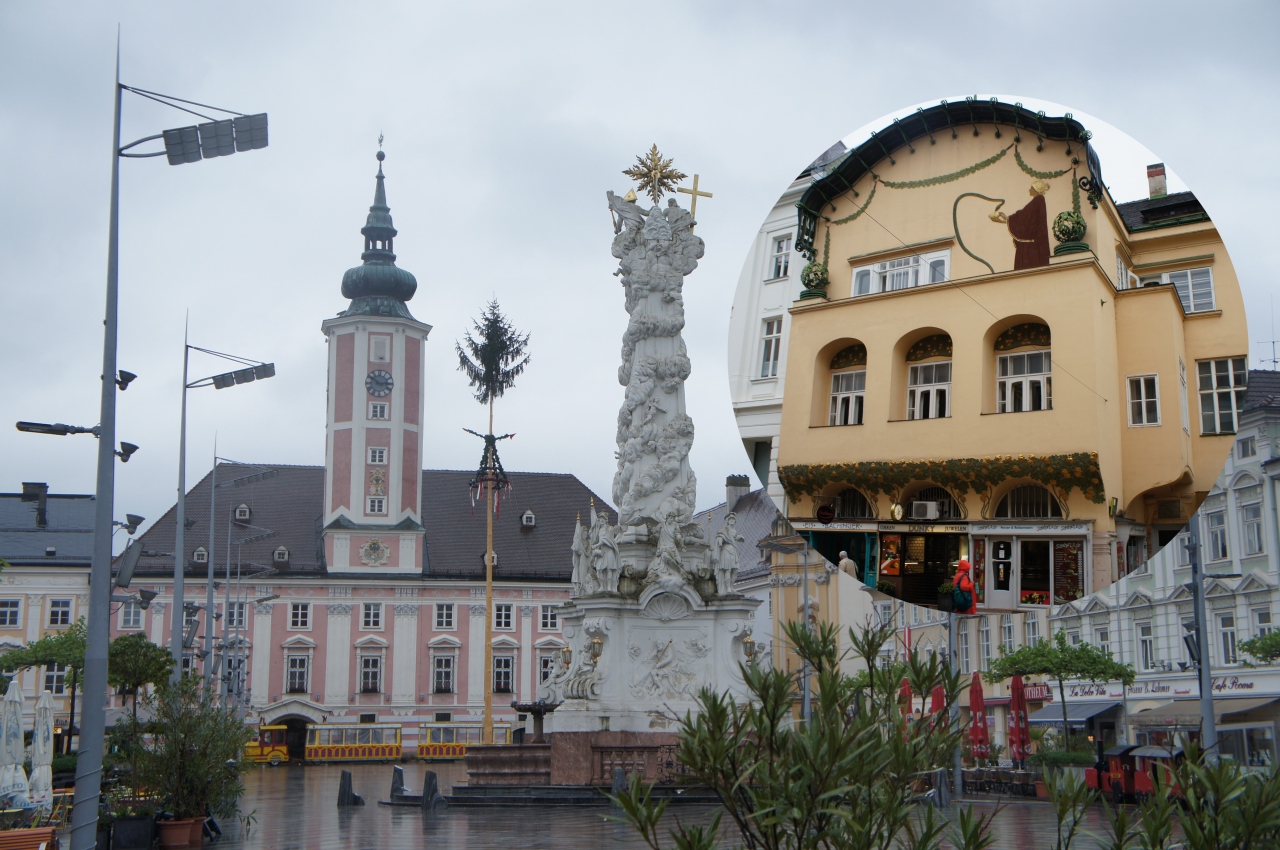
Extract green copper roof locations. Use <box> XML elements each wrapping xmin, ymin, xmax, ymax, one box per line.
<box><xmin>340</xmin><ymin>150</ymin><xmax>418</xmax><ymax>314</ymax></box>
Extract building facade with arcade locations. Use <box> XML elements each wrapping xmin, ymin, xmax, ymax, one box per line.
<box><xmin>768</xmin><ymin>100</ymin><xmax>1247</xmax><ymax>616</ymax></box>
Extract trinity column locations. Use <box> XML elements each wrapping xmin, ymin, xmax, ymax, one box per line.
<box><xmin>544</xmin><ymin>148</ymin><xmax>759</xmax><ymax>734</ymax></box>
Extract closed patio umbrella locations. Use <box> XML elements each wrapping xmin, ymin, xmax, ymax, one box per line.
<box><xmin>899</xmin><ymin>677</ymin><xmax>913</xmax><ymax>718</ymax></box>
<box><xmin>0</xmin><ymin>679</ymin><xmax>29</xmax><ymax>805</ymax></box>
<box><xmin>1008</xmin><ymin>675</ymin><xmax>1031</xmax><ymax>768</ymax></box>
<box><xmin>27</xmin><ymin>692</ymin><xmax>54</xmax><ymax>812</ymax></box>
<box><xmin>968</xmin><ymin>673</ymin><xmax>989</xmax><ymax>761</ymax></box>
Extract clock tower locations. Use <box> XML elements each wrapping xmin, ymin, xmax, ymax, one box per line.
<box><xmin>321</xmin><ymin>150</ymin><xmax>431</xmax><ymax>574</ymax></box>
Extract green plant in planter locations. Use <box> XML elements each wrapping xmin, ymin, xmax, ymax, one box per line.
<box><xmin>876</xmin><ymin>579</ymin><xmax>897</xmax><ymax>595</ymax></box>
<box><xmin>937</xmin><ymin>581</ymin><xmax>955</xmax><ymax>595</ymax></box>
<box><xmin>1052</xmin><ymin>210</ymin><xmax>1089</xmax><ymax>255</ymax></box>
<box><xmin>129</xmin><ymin>677</ymin><xmax>252</xmax><ymax>824</ymax></box>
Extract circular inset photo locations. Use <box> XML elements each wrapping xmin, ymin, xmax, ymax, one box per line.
<box><xmin>727</xmin><ymin>96</ymin><xmax>1249</xmax><ymax>617</ymax></box>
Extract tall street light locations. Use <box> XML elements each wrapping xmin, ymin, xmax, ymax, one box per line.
<box><xmin>64</xmin><ymin>42</ymin><xmax>269</xmax><ymax>850</ymax></box>
<box><xmin>171</xmin><ymin>341</ymin><xmax>275</xmax><ymax>684</ymax></box>
<box><xmin>1185</xmin><ymin>515</ymin><xmax>1218</xmax><ymax>759</ymax></box>
<box><xmin>760</xmin><ymin>535</ymin><xmax>812</xmax><ymax>723</ymax></box>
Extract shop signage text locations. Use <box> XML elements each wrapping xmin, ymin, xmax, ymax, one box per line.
<box><xmin>878</xmin><ymin>524</ymin><xmax>969</xmax><ymax>534</ymax></box>
<box><xmin>1211</xmin><ymin>676</ymin><xmax>1256</xmax><ymax>692</ymax></box>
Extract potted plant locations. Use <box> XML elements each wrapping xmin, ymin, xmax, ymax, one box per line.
<box><xmin>108</xmin><ymin>799</ymin><xmax>157</xmax><ymax>850</ymax></box>
<box><xmin>875</xmin><ymin>579</ymin><xmax>897</xmax><ymax>597</ymax></box>
<box><xmin>936</xmin><ymin>581</ymin><xmax>955</xmax><ymax>612</ymax></box>
<box><xmin>132</xmin><ymin>677</ymin><xmax>252</xmax><ymax>848</ymax></box>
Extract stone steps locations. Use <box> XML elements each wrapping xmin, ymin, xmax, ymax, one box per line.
<box><xmin>446</xmin><ymin>785</ymin><xmax>719</xmax><ymax>807</ymax></box>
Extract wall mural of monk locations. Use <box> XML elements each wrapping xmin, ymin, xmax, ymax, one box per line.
<box><xmin>990</xmin><ymin>180</ymin><xmax>1051</xmax><ymax>269</ymax></box>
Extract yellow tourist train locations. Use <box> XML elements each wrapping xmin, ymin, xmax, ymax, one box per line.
<box><xmin>304</xmin><ymin>722</ymin><xmax>403</xmax><ymax>762</ymax></box>
<box><xmin>417</xmin><ymin>721</ymin><xmax>511</xmax><ymax>760</ymax></box>
<box><xmin>245</xmin><ymin>724</ymin><xmax>290</xmax><ymax>765</ymax></box>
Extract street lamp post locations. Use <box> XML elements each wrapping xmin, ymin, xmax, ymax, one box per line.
<box><xmin>170</xmin><ymin>340</ymin><xmax>275</xmax><ymax>684</ymax></box>
<box><xmin>1186</xmin><ymin>516</ymin><xmax>1218</xmax><ymax>758</ymax></box>
<box><xmin>60</xmin><ymin>45</ymin><xmax>270</xmax><ymax>850</ymax></box>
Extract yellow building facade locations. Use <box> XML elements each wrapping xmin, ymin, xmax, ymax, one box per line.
<box><xmin>776</xmin><ymin>100</ymin><xmax>1247</xmax><ymax>614</ymax></box>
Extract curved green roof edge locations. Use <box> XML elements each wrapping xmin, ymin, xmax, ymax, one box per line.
<box><xmin>795</xmin><ymin>99</ymin><xmax>1100</xmax><ymax>257</ymax></box>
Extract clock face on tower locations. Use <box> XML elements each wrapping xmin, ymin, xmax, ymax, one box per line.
<box><xmin>365</xmin><ymin>370</ymin><xmax>394</xmax><ymax>397</ymax></box>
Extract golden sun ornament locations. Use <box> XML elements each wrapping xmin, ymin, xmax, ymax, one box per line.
<box><xmin>623</xmin><ymin>145</ymin><xmax>687</xmax><ymax>205</ymax></box>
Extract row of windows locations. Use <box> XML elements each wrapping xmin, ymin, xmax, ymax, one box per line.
<box><xmin>852</xmin><ymin>250</ymin><xmax>950</xmax><ymax>296</ymax></box>
<box><xmin>279</xmin><ymin>649</ymin><xmax>559</xmax><ymax>697</ymax></box>
<box><xmin>822</xmin><ymin>354</ymin><xmax>1245</xmax><ymax>434</ymax></box>
<box><xmin>280</xmin><ymin>602</ymin><xmax>560</xmax><ymax>632</ymax></box>
<box><xmin>827</xmin><ymin>350</ymin><xmax>1048</xmax><ymax>426</ymax></box>
<box><xmin>113</xmin><ymin>601</ymin><xmax>564</xmax><ymax>634</ymax></box>
<box><xmin>0</xmin><ymin>599</ymin><xmax>73</xmax><ymax>629</ymax></box>
<box><xmin>193</xmin><ymin>546</ymin><xmax>291</xmax><ymax>564</ymax></box>
<box><xmin>1132</xmin><ymin>609</ymin><xmax>1272</xmax><ymax>670</ymax></box>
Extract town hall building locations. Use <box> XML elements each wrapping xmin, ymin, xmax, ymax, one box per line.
<box><xmin>106</xmin><ymin>152</ymin><xmax>608</xmax><ymax>756</ymax></box>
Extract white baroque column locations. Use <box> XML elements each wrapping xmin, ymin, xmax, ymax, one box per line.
<box><xmin>148</xmin><ymin>601</ymin><xmax>165</xmax><ymax>647</ymax></box>
<box><xmin>520</xmin><ymin>605</ymin><xmax>534</xmax><ymax>701</ymax></box>
<box><xmin>467</xmin><ymin>604</ymin><xmax>485</xmax><ymax>707</ymax></box>
<box><xmin>251</xmin><ymin>601</ymin><xmax>274</xmax><ymax>707</ymax></box>
<box><xmin>391</xmin><ymin>604</ymin><xmax>418</xmax><ymax>704</ymax></box>
<box><xmin>325</xmin><ymin>604</ymin><xmax>353</xmax><ymax>706</ymax></box>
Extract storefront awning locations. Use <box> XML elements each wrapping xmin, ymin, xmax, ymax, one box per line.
<box><xmin>1103</xmin><ymin>744</ymin><xmax>1138</xmax><ymax>757</ymax></box>
<box><xmin>1131</xmin><ymin>697</ymin><xmax>1280</xmax><ymax>726</ymax></box>
<box><xmin>1028</xmin><ymin>701</ymin><xmax>1119</xmax><ymax>724</ymax></box>
<box><xmin>1131</xmin><ymin>745</ymin><xmax>1184</xmax><ymax>759</ymax></box>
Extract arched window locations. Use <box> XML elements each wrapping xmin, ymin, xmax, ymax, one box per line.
<box><xmin>995</xmin><ymin>484</ymin><xmax>1063</xmax><ymax>518</ymax></box>
<box><xmin>994</xmin><ymin>323</ymin><xmax>1051</xmax><ymax>413</ymax></box>
<box><xmin>829</xmin><ymin>344</ymin><xmax>866</xmax><ymax>426</ymax></box>
<box><xmin>235</xmin><ymin>504</ymin><xmax>251</xmax><ymax>521</ymax></box>
<box><xmin>835</xmin><ymin>488</ymin><xmax>873</xmax><ymax>519</ymax></box>
<box><xmin>906</xmin><ymin>485</ymin><xmax>960</xmax><ymax>520</ymax></box>
<box><xmin>905</xmin><ymin>335</ymin><xmax>952</xmax><ymax>420</ymax></box>
<box><xmin>193</xmin><ymin>547</ymin><xmax>208</xmax><ymax>564</ymax></box>
<box><xmin>274</xmin><ymin>546</ymin><xmax>290</xmax><ymax>563</ymax></box>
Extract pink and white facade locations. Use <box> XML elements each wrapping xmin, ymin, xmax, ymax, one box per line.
<box><xmin>106</xmin><ymin>153</ymin><xmax>605</xmax><ymax>751</ymax></box>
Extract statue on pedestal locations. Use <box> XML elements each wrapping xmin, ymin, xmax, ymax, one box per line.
<box><xmin>713</xmin><ymin>512</ymin><xmax>745</xmax><ymax>595</ymax></box>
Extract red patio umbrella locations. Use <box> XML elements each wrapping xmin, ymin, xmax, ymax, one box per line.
<box><xmin>968</xmin><ymin>672</ymin><xmax>989</xmax><ymax>761</ymax></box>
<box><xmin>929</xmin><ymin>684</ymin><xmax>946</xmax><ymax>731</ymax></box>
<box><xmin>1008</xmin><ymin>675</ymin><xmax>1031</xmax><ymax>767</ymax></box>
<box><xmin>899</xmin><ymin>677</ymin><xmax>913</xmax><ymax>718</ymax></box>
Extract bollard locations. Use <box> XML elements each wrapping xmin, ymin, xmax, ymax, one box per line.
<box><xmin>337</xmin><ymin>769</ymin><xmax>365</xmax><ymax>807</ymax></box>
<box><xmin>421</xmin><ymin>770</ymin><xmax>444</xmax><ymax>811</ymax></box>
<box><xmin>390</xmin><ymin>765</ymin><xmax>406</xmax><ymax>801</ymax></box>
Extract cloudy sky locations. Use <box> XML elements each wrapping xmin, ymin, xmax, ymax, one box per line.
<box><xmin>2</xmin><ymin>2</ymin><xmax>1277</xmax><ymax>547</ymax></box>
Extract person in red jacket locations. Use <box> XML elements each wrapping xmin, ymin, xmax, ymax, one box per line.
<box><xmin>953</xmin><ymin>559</ymin><xmax>977</xmax><ymax>615</ymax></box>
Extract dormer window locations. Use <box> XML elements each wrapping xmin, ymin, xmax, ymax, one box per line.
<box><xmin>235</xmin><ymin>504</ymin><xmax>251</xmax><ymax>522</ymax></box>
<box><xmin>193</xmin><ymin>547</ymin><xmax>208</xmax><ymax>564</ymax></box>
<box><xmin>483</xmin><ymin>551</ymin><xmax>499</xmax><ymax>567</ymax></box>
<box><xmin>274</xmin><ymin>546</ymin><xmax>290</xmax><ymax>563</ymax></box>
<box><xmin>521</xmin><ymin>510</ymin><xmax>536</xmax><ymax>528</ymax></box>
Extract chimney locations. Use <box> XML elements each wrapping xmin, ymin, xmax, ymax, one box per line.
<box><xmin>21</xmin><ymin>482</ymin><xmax>48</xmax><ymax>528</ymax></box>
<box><xmin>1146</xmin><ymin>163</ymin><xmax>1167</xmax><ymax>199</ymax></box>
<box><xmin>725</xmin><ymin>474</ymin><xmax>751</xmax><ymax>511</ymax></box>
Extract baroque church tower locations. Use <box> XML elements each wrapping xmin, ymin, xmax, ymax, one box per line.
<box><xmin>321</xmin><ymin>151</ymin><xmax>431</xmax><ymax>574</ymax></box>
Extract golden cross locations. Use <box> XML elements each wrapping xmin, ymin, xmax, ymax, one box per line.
<box><xmin>677</xmin><ymin>174</ymin><xmax>713</xmax><ymax>230</ymax></box>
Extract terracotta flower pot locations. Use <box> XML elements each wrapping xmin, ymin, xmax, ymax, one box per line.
<box><xmin>188</xmin><ymin>817</ymin><xmax>207</xmax><ymax>846</ymax></box>
<box><xmin>158</xmin><ymin>818</ymin><xmax>193</xmax><ymax>849</ymax></box>
<box><xmin>1034</xmin><ymin>780</ymin><xmax>1048</xmax><ymax>799</ymax></box>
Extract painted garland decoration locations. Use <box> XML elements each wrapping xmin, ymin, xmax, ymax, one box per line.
<box><xmin>778</xmin><ymin>451</ymin><xmax>1105</xmax><ymax>505</ymax></box>
<box><xmin>905</xmin><ymin>334</ymin><xmax>953</xmax><ymax>362</ymax></box>
<box><xmin>993</xmin><ymin>322</ymin><xmax>1051</xmax><ymax>351</ymax></box>
<box><xmin>830</xmin><ymin>343</ymin><xmax>867</xmax><ymax>369</ymax></box>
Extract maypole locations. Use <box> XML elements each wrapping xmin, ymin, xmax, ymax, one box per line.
<box><xmin>457</xmin><ymin>301</ymin><xmax>529</xmax><ymax>744</ymax></box>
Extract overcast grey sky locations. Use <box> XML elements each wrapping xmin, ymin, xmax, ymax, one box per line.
<box><xmin>2</xmin><ymin>2</ymin><xmax>1277</xmax><ymax>547</ymax></box>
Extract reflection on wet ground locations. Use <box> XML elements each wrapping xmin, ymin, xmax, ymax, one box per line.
<box><xmin>212</xmin><ymin>762</ymin><xmax>1158</xmax><ymax>849</ymax></box>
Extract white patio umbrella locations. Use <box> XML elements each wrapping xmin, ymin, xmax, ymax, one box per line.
<box><xmin>27</xmin><ymin>692</ymin><xmax>54</xmax><ymax>812</ymax></box>
<box><xmin>0</xmin><ymin>679</ymin><xmax>30</xmax><ymax>805</ymax></box>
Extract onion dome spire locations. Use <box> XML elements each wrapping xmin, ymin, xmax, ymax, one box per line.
<box><xmin>340</xmin><ymin>148</ymin><xmax>418</xmax><ymax>318</ymax></box>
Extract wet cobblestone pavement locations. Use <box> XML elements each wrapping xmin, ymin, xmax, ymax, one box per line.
<box><xmin>206</xmin><ymin>762</ymin><xmax>1167</xmax><ymax>849</ymax></box>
